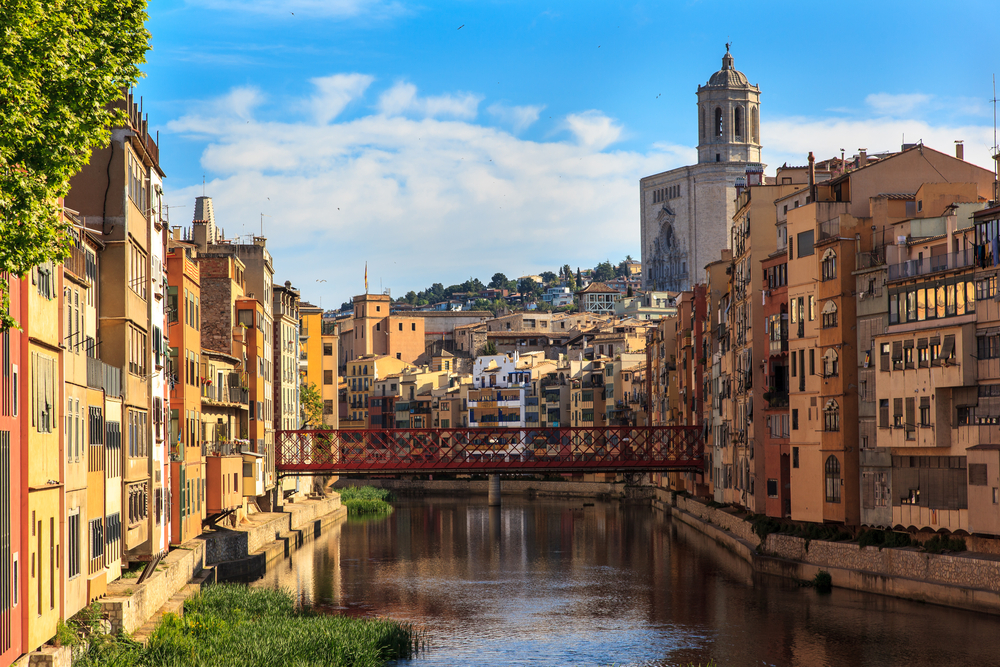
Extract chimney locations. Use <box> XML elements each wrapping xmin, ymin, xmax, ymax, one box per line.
<box><xmin>858</xmin><ymin>148</ymin><xmax>867</xmax><ymax>167</ymax></box>
<box><xmin>808</xmin><ymin>152</ymin><xmax>816</xmax><ymax>202</ymax></box>
<box><xmin>955</xmin><ymin>141</ymin><xmax>964</xmax><ymax>160</ymax></box>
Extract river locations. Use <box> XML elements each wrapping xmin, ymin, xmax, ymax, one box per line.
<box><xmin>250</xmin><ymin>496</ymin><xmax>1000</xmax><ymax>666</ymax></box>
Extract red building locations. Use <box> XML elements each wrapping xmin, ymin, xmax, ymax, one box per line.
<box><xmin>761</xmin><ymin>253</ymin><xmax>790</xmax><ymax>518</ymax></box>
<box><xmin>1</xmin><ymin>276</ymin><xmax>24</xmax><ymax>666</ymax></box>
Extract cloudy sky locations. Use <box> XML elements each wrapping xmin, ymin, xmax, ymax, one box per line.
<box><xmin>139</xmin><ymin>0</ymin><xmax>998</xmax><ymax>309</ymax></box>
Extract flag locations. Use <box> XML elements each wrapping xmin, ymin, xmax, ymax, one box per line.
<box><xmin>364</xmin><ymin>262</ymin><xmax>368</xmax><ymax>293</ymax></box>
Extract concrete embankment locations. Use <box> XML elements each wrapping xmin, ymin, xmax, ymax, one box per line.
<box><xmin>100</xmin><ymin>495</ymin><xmax>346</xmax><ymax>638</ymax></box>
<box><xmin>661</xmin><ymin>491</ymin><xmax>1000</xmax><ymax>616</ymax></box>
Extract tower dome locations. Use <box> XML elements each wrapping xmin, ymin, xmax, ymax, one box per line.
<box><xmin>707</xmin><ymin>51</ymin><xmax>750</xmax><ymax>87</ymax></box>
<box><xmin>696</xmin><ymin>46</ymin><xmax>761</xmax><ymax>164</ymax></box>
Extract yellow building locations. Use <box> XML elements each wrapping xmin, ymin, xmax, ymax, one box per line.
<box><xmin>22</xmin><ymin>262</ymin><xmax>63</xmax><ymax>651</ymax></box>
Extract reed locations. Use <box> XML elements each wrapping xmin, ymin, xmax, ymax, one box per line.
<box><xmin>339</xmin><ymin>486</ymin><xmax>394</xmax><ymax>516</ymax></box>
<box><xmin>74</xmin><ymin>585</ymin><xmax>417</xmax><ymax>667</ymax></box>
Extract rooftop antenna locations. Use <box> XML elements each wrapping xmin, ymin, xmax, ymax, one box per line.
<box><xmin>992</xmin><ymin>74</ymin><xmax>998</xmax><ymax>200</ymax></box>
<box><xmin>260</xmin><ymin>213</ymin><xmax>271</xmax><ymax>236</ymax></box>
<box><xmin>202</xmin><ymin>174</ymin><xmax>206</xmax><ymax>196</ymax></box>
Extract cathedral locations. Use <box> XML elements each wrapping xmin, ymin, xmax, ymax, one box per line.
<box><xmin>640</xmin><ymin>47</ymin><xmax>762</xmax><ymax>292</ymax></box>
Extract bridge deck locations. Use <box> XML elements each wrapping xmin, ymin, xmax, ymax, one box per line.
<box><xmin>275</xmin><ymin>426</ymin><xmax>704</xmax><ymax>475</ymax></box>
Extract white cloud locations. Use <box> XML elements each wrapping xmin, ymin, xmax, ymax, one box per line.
<box><xmin>565</xmin><ymin>110</ymin><xmax>623</xmax><ymax>150</ymax></box>
<box><xmin>865</xmin><ymin>92</ymin><xmax>933</xmax><ymax>116</ymax></box>
<box><xmin>487</xmin><ymin>103</ymin><xmax>544</xmax><ymax>133</ymax></box>
<box><xmin>184</xmin><ymin>0</ymin><xmax>405</xmax><ymax>19</ymax></box>
<box><xmin>164</xmin><ymin>79</ymin><xmax>675</xmax><ymax>307</ymax></box>
<box><xmin>309</xmin><ymin>73</ymin><xmax>373</xmax><ymax>124</ymax></box>
<box><xmin>378</xmin><ymin>82</ymin><xmax>482</xmax><ymax>119</ymax></box>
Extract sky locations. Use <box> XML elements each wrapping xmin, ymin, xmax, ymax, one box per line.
<box><xmin>137</xmin><ymin>0</ymin><xmax>999</xmax><ymax>310</ymax></box>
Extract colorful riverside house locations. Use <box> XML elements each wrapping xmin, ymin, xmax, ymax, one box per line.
<box><xmin>21</xmin><ymin>258</ymin><xmax>64</xmax><ymax>652</ymax></box>
<box><xmin>1</xmin><ymin>273</ymin><xmax>24</xmax><ymax>667</ymax></box>
<box><xmin>166</xmin><ymin>235</ymin><xmax>205</xmax><ymax>545</ymax></box>
<box><xmin>65</xmin><ymin>91</ymin><xmax>163</xmax><ymax>565</ymax></box>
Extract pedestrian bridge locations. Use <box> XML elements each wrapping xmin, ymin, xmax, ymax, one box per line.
<box><xmin>275</xmin><ymin>426</ymin><xmax>704</xmax><ymax>475</ymax></box>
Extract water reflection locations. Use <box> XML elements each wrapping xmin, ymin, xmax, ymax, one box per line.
<box><xmin>253</xmin><ymin>497</ymin><xmax>1000</xmax><ymax>667</ymax></box>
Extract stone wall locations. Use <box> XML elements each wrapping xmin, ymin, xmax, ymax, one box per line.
<box><xmin>670</xmin><ymin>493</ymin><xmax>1000</xmax><ymax>614</ymax></box>
<box><xmin>99</xmin><ymin>495</ymin><xmax>343</xmax><ymax>634</ymax></box>
<box><xmin>674</xmin><ymin>495</ymin><xmax>760</xmax><ymax>546</ymax></box>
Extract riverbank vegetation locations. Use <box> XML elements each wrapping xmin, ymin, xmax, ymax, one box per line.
<box><xmin>73</xmin><ymin>585</ymin><xmax>417</xmax><ymax>666</ymax></box>
<box><xmin>339</xmin><ymin>486</ymin><xmax>394</xmax><ymax>516</ymax></box>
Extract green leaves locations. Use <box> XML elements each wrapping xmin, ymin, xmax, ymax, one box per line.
<box><xmin>0</xmin><ymin>0</ymin><xmax>150</xmax><ymax>330</ymax></box>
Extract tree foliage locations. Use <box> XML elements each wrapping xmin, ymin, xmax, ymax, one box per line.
<box><xmin>593</xmin><ymin>260</ymin><xmax>615</xmax><ymax>282</ymax></box>
<box><xmin>489</xmin><ymin>272</ymin><xmax>508</xmax><ymax>289</ymax></box>
<box><xmin>299</xmin><ymin>382</ymin><xmax>324</xmax><ymax>427</ymax></box>
<box><xmin>0</xmin><ymin>0</ymin><xmax>151</xmax><ymax>330</ymax></box>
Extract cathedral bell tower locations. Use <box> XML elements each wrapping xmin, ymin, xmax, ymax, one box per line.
<box><xmin>697</xmin><ymin>45</ymin><xmax>761</xmax><ymax>164</ymax></box>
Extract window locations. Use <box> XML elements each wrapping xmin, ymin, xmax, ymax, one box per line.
<box><xmin>893</xmin><ymin>398</ymin><xmax>903</xmax><ymax>428</ymax></box>
<box><xmin>824</xmin><ymin>399</ymin><xmax>840</xmax><ymax>432</ymax></box>
<box><xmin>919</xmin><ymin>396</ymin><xmax>931</xmax><ymax>426</ymax></box>
<box><xmin>825</xmin><ymin>456</ymin><xmax>841</xmax><ymax>503</ymax></box>
<box><xmin>808</xmin><ymin>295</ymin><xmax>815</xmax><ymax>321</ymax></box>
<box><xmin>67</xmin><ymin>510</ymin><xmax>80</xmax><ymax>579</ymax></box>
<box><xmin>821</xmin><ymin>300</ymin><xmax>838</xmax><ymax>328</ymax></box>
<box><xmin>905</xmin><ymin>397</ymin><xmax>916</xmax><ymax>439</ymax></box>
<box><xmin>792</xmin><ymin>446</ymin><xmax>799</xmax><ymax>468</ymax></box>
<box><xmin>879</xmin><ymin>399</ymin><xmax>889</xmax><ymax>428</ymax></box>
<box><xmin>904</xmin><ymin>340</ymin><xmax>914</xmax><ymax>369</ymax></box>
<box><xmin>809</xmin><ymin>348</ymin><xmax>815</xmax><ymax>376</ymax></box>
<box><xmin>715</xmin><ymin>107</ymin><xmax>723</xmax><ymax>137</ymax></box>
<box><xmin>791</xmin><ymin>408</ymin><xmax>798</xmax><ymax>430</ymax></box>
<box><xmin>324</xmin><ymin>370</ymin><xmax>333</xmax><ymax>385</ymax></box>
<box><xmin>797</xmin><ymin>230</ymin><xmax>815</xmax><ymax>258</ymax></box>
<box><xmin>880</xmin><ymin>342</ymin><xmax>891</xmax><ymax>371</ymax></box>
<box><xmin>821</xmin><ymin>248</ymin><xmax>837</xmax><ymax>281</ymax></box>
<box><xmin>766</xmin><ymin>479</ymin><xmax>778</xmax><ymax>498</ymax></box>
<box><xmin>323</xmin><ymin>343</ymin><xmax>333</xmax><ymax>356</ymax></box>
<box><xmin>31</xmin><ymin>351</ymin><xmax>57</xmax><ymax>433</ymax></box>
<box><xmin>918</xmin><ymin>339</ymin><xmax>930</xmax><ymax>367</ymax></box>
<box><xmin>128</xmin><ymin>243</ymin><xmax>147</xmax><ymax>300</ymax></box>
<box><xmin>734</xmin><ymin>106</ymin><xmax>743</xmax><ymax>137</ymax></box>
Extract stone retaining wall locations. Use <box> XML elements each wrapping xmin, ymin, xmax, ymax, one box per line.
<box><xmin>668</xmin><ymin>494</ymin><xmax>1000</xmax><ymax>614</ymax></box>
<box><xmin>100</xmin><ymin>495</ymin><xmax>344</xmax><ymax>634</ymax></box>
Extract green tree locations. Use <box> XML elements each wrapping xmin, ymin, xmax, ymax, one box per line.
<box><xmin>593</xmin><ymin>260</ymin><xmax>615</xmax><ymax>282</ymax></box>
<box><xmin>489</xmin><ymin>272</ymin><xmax>508</xmax><ymax>289</ymax></box>
<box><xmin>481</xmin><ymin>340</ymin><xmax>498</xmax><ymax>356</ymax></box>
<box><xmin>0</xmin><ymin>0</ymin><xmax>151</xmax><ymax>331</ymax></box>
<box><xmin>300</xmin><ymin>382</ymin><xmax>324</xmax><ymax>427</ymax></box>
<box><xmin>472</xmin><ymin>298</ymin><xmax>491</xmax><ymax>311</ymax></box>
<box><xmin>540</xmin><ymin>271</ymin><xmax>557</xmax><ymax>285</ymax></box>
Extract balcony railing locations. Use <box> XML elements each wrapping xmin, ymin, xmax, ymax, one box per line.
<box><xmin>887</xmin><ymin>248</ymin><xmax>974</xmax><ymax>281</ymax></box>
<box><xmin>818</xmin><ymin>219</ymin><xmax>840</xmax><ymax>241</ymax></box>
<box><xmin>856</xmin><ymin>247</ymin><xmax>886</xmax><ymax>270</ymax></box>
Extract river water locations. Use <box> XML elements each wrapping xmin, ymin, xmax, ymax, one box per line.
<box><xmin>251</xmin><ymin>496</ymin><xmax>1000</xmax><ymax>666</ymax></box>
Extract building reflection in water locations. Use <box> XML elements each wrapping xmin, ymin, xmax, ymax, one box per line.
<box><xmin>255</xmin><ymin>497</ymin><xmax>1000</xmax><ymax>667</ymax></box>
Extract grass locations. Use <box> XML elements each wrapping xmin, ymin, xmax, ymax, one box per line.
<box><xmin>339</xmin><ymin>486</ymin><xmax>394</xmax><ymax>516</ymax></box>
<box><xmin>73</xmin><ymin>585</ymin><xmax>418</xmax><ymax>667</ymax></box>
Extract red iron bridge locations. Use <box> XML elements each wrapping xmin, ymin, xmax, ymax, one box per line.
<box><xmin>275</xmin><ymin>426</ymin><xmax>704</xmax><ymax>476</ymax></box>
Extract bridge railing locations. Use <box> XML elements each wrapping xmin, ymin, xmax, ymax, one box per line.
<box><xmin>275</xmin><ymin>425</ymin><xmax>704</xmax><ymax>474</ymax></box>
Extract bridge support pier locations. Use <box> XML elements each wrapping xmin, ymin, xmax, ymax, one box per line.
<box><xmin>488</xmin><ymin>474</ymin><xmax>501</xmax><ymax>506</ymax></box>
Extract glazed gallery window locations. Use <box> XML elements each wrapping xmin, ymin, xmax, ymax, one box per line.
<box><xmin>825</xmin><ymin>456</ymin><xmax>841</xmax><ymax>503</ymax></box>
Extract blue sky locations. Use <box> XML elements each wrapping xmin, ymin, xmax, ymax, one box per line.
<box><xmin>137</xmin><ymin>0</ymin><xmax>998</xmax><ymax>309</ymax></box>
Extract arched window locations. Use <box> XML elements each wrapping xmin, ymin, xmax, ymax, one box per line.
<box><xmin>823</xmin><ymin>348</ymin><xmax>839</xmax><ymax>377</ymax></box>
<box><xmin>700</xmin><ymin>107</ymin><xmax>705</xmax><ymax>139</ymax></box>
<box><xmin>821</xmin><ymin>300</ymin><xmax>838</xmax><ymax>329</ymax></box>
<box><xmin>715</xmin><ymin>107</ymin><xmax>723</xmax><ymax>138</ymax></box>
<box><xmin>734</xmin><ymin>106</ymin><xmax>743</xmax><ymax>138</ymax></box>
<box><xmin>825</xmin><ymin>454</ymin><xmax>841</xmax><ymax>502</ymax></box>
<box><xmin>751</xmin><ymin>106</ymin><xmax>759</xmax><ymax>143</ymax></box>
<box><xmin>821</xmin><ymin>248</ymin><xmax>837</xmax><ymax>281</ymax></box>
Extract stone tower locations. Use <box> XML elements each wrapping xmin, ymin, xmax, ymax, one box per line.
<box><xmin>696</xmin><ymin>46</ymin><xmax>761</xmax><ymax>164</ymax></box>
<box><xmin>639</xmin><ymin>47</ymin><xmax>763</xmax><ymax>293</ymax></box>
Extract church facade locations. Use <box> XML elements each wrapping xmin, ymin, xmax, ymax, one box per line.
<box><xmin>641</xmin><ymin>48</ymin><xmax>762</xmax><ymax>292</ymax></box>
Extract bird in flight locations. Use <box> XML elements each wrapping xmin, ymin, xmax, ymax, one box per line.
<box><xmin>457</xmin><ymin>24</ymin><xmax>464</xmax><ymax>29</ymax></box>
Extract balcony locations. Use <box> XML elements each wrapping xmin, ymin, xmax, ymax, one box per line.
<box><xmin>818</xmin><ymin>219</ymin><xmax>840</xmax><ymax>241</ymax></box>
<box><xmin>887</xmin><ymin>248</ymin><xmax>974</xmax><ymax>281</ymax></box>
<box><xmin>87</xmin><ymin>357</ymin><xmax>122</xmax><ymax>398</ymax></box>
<box><xmin>856</xmin><ymin>247</ymin><xmax>886</xmax><ymax>270</ymax></box>
<box><xmin>763</xmin><ymin>391</ymin><xmax>789</xmax><ymax>408</ymax></box>
<box><xmin>769</xmin><ymin>336</ymin><xmax>789</xmax><ymax>354</ymax></box>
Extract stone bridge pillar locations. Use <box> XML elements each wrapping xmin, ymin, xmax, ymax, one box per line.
<box><xmin>488</xmin><ymin>474</ymin><xmax>501</xmax><ymax>506</ymax></box>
